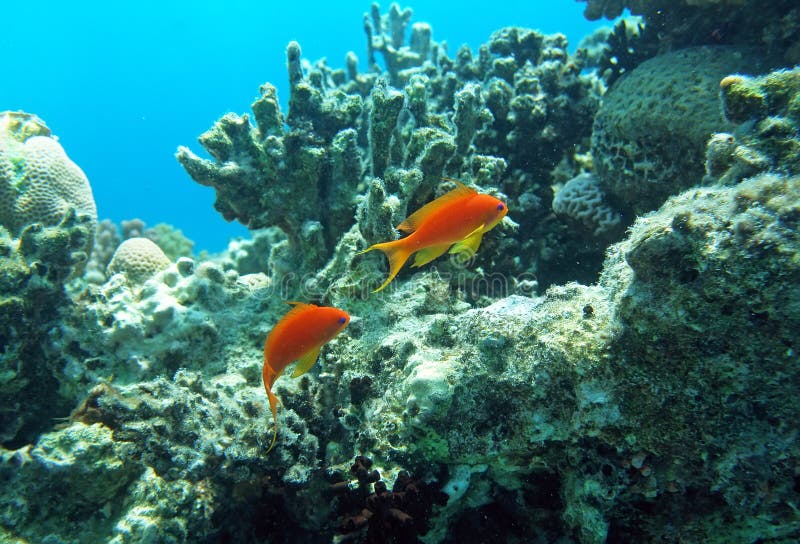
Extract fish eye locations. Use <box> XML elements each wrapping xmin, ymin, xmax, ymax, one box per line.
<box><xmin>338</xmin><ymin>316</ymin><xmax>347</xmax><ymax>325</ymax></box>
<box><xmin>496</xmin><ymin>203</ymin><xmax>505</xmax><ymax>211</ymax></box>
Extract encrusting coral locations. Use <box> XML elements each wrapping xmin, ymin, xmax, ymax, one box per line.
<box><xmin>0</xmin><ymin>211</ymin><xmax>95</xmax><ymax>446</ymax></box>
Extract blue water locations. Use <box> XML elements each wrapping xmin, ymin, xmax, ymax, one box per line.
<box><xmin>1</xmin><ymin>0</ymin><xmax>605</xmax><ymax>252</ymax></box>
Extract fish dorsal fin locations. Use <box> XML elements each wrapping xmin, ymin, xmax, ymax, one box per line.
<box><xmin>397</xmin><ymin>180</ymin><xmax>477</xmax><ymax>233</ymax></box>
<box><xmin>281</xmin><ymin>301</ymin><xmax>316</xmax><ymax>319</ymax></box>
<box><xmin>291</xmin><ymin>346</ymin><xmax>321</xmax><ymax>378</ymax></box>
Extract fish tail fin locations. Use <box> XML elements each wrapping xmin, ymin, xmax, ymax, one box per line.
<box><xmin>265</xmin><ymin>388</ymin><xmax>279</xmax><ymax>453</ymax></box>
<box><xmin>263</xmin><ymin>362</ymin><xmax>281</xmax><ymax>454</ymax></box>
<box><xmin>359</xmin><ymin>238</ymin><xmax>413</xmax><ymax>292</ymax></box>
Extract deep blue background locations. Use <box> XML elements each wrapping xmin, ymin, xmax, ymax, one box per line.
<box><xmin>1</xmin><ymin>1</ymin><xmax>606</xmax><ymax>252</ymax></box>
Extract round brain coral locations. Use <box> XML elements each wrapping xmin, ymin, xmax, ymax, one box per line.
<box><xmin>0</xmin><ymin>111</ymin><xmax>98</xmax><ymax>235</ymax></box>
<box><xmin>107</xmin><ymin>237</ymin><xmax>171</xmax><ymax>283</ymax></box>
<box><xmin>591</xmin><ymin>46</ymin><xmax>766</xmax><ymax>214</ymax></box>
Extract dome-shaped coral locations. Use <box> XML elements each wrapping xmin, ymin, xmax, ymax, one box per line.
<box><xmin>591</xmin><ymin>47</ymin><xmax>765</xmax><ymax>213</ymax></box>
<box><xmin>0</xmin><ymin>111</ymin><xmax>97</xmax><ymax>235</ymax></box>
<box><xmin>106</xmin><ymin>237</ymin><xmax>171</xmax><ymax>283</ymax></box>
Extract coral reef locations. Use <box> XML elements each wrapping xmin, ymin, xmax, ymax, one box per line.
<box><xmin>86</xmin><ymin>219</ymin><xmax>193</xmax><ymax>285</ymax></box>
<box><xmin>0</xmin><ymin>211</ymin><xmax>95</xmax><ymax>446</ymax></box>
<box><xmin>6</xmin><ymin>199</ymin><xmax>800</xmax><ymax>541</ymax></box>
<box><xmin>86</xmin><ymin>219</ymin><xmax>123</xmax><ymax>284</ymax></box>
<box><xmin>0</xmin><ymin>371</ymin><xmax>317</xmax><ymax>544</ymax></box>
<box><xmin>597</xmin><ymin>171</ymin><xmax>800</xmax><ymax>541</ymax></box>
<box><xmin>0</xmin><ymin>112</ymin><xmax>98</xmax><ymax>447</ymax></box>
<box><xmin>56</xmin><ymin>253</ymin><xmax>277</xmax><ymax>392</ymax></box>
<box><xmin>142</xmin><ymin>223</ymin><xmax>194</xmax><ymax>261</ymax></box>
<box><xmin>175</xmin><ymin>49</ymin><xmax>361</xmax><ymax>277</ymax></box>
<box><xmin>363</xmin><ymin>2</ymin><xmax>435</xmax><ymax>86</ymax></box>
<box><xmin>3</xmin><ymin>4</ymin><xmax>800</xmax><ymax>544</ymax></box>
<box><xmin>579</xmin><ymin>17</ymin><xmax>658</xmax><ymax>88</ymax></box>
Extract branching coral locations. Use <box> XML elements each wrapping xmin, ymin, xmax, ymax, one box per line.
<box><xmin>178</xmin><ymin>4</ymin><xmax>605</xmax><ymax>294</ymax></box>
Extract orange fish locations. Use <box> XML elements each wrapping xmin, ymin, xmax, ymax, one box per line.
<box><xmin>360</xmin><ymin>180</ymin><xmax>508</xmax><ymax>292</ymax></box>
<box><xmin>263</xmin><ymin>302</ymin><xmax>350</xmax><ymax>453</ymax></box>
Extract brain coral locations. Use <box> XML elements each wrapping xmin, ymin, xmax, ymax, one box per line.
<box><xmin>106</xmin><ymin>237</ymin><xmax>171</xmax><ymax>283</ymax></box>
<box><xmin>591</xmin><ymin>46</ymin><xmax>764</xmax><ymax>213</ymax></box>
<box><xmin>552</xmin><ymin>172</ymin><xmax>621</xmax><ymax>236</ymax></box>
<box><xmin>0</xmin><ymin>111</ymin><xmax>97</xmax><ymax>236</ymax></box>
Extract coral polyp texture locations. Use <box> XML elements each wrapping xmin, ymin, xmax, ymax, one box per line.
<box><xmin>3</xmin><ymin>3</ymin><xmax>800</xmax><ymax>544</ymax></box>
<box><xmin>590</xmin><ymin>46</ymin><xmax>765</xmax><ymax>214</ymax></box>
<box><xmin>552</xmin><ymin>172</ymin><xmax>621</xmax><ymax>236</ymax></box>
<box><xmin>106</xmin><ymin>237</ymin><xmax>171</xmax><ymax>284</ymax></box>
<box><xmin>0</xmin><ymin>111</ymin><xmax>97</xmax><ymax>240</ymax></box>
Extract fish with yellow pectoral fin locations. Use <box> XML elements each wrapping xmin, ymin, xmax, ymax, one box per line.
<box><xmin>262</xmin><ymin>302</ymin><xmax>350</xmax><ymax>453</ymax></box>
<box><xmin>359</xmin><ymin>179</ymin><xmax>508</xmax><ymax>292</ymax></box>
